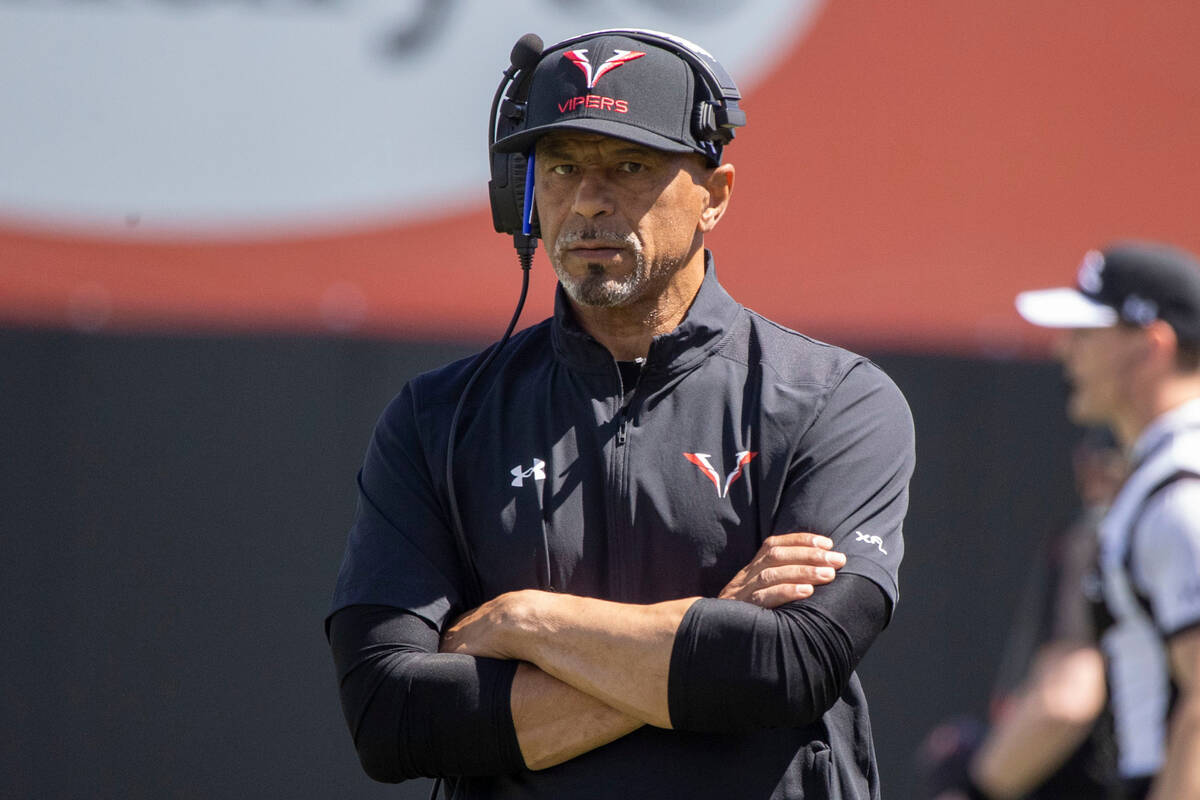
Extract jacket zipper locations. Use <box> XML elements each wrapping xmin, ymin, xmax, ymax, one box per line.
<box><xmin>608</xmin><ymin>358</ymin><xmax>644</xmax><ymax>599</ymax></box>
<box><xmin>614</xmin><ymin>357</ymin><xmax>644</xmax><ymax>448</ymax></box>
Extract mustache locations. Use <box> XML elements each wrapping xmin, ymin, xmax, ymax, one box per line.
<box><xmin>553</xmin><ymin>228</ymin><xmax>638</xmax><ymax>256</ymax></box>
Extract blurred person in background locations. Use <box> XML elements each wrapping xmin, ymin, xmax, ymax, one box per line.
<box><xmin>1009</xmin><ymin>242</ymin><xmax>1200</xmax><ymax>799</ymax></box>
<box><xmin>918</xmin><ymin>428</ymin><xmax>1126</xmax><ymax>799</ymax></box>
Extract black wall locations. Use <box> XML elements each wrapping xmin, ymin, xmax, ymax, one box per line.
<box><xmin>1</xmin><ymin>328</ymin><xmax>1078</xmax><ymax>799</ymax></box>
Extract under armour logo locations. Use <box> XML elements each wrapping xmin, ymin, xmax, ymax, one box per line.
<box><xmin>854</xmin><ymin>530</ymin><xmax>887</xmax><ymax>555</ymax></box>
<box><xmin>510</xmin><ymin>458</ymin><xmax>546</xmax><ymax>488</ymax></box>
<box><xmin>683</xmin><ymin>450</ymin><xmax>757</xmax><ymax>498</ymax></box>
<box><xmin>563</xmin><ymin>48</ymin><xmax>645</xmax><ymax>90</ymax></box>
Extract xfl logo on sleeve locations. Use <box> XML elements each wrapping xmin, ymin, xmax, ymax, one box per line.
<box><xmin>854</xmin><ymin>530</ymin><xmax>887</xmax><ymax>555</ymax></box>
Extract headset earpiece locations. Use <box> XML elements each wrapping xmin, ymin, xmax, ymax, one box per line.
<box><xmin>489</xmin><ymin>151</ymin><xmax>537</xmax><ymax>238</ymax></box>
<box><xmin>488</xmin><ymin>34</ymin><xmax>543</xmax><ymax>240</ymax></box>
<box><xmin>693</xmin><ymin>101</ymin><xmax>742</xmax><ymax>145</ymax></box>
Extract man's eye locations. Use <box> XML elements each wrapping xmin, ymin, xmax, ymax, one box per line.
<box><xmin>618</xmin><ymin>162</ymin><xmax>645</xmax><ymax>174</ymax></box>
<box><xmin>550</xmin><ymin>164</ymin><xmax>575</xmax><ymax>176</ymax></box>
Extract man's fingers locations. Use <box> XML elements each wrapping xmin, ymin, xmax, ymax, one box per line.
<box><xmin>762</xmin><ymin>532</ymin><xmax>834</xmax><ymax>550</ymax></box>
<box><xmin>718</xmin><ymin>534</ymin><xmax>848</xmax><ymax>606</ymax></box>
<box><xmin>757</xmin><ymin>564</ymin><xmax>837</xmax><ymax>588</ymax></box>
<box><xmin>762</xmin><ymin>545</ymin><xmax>846</xmax><ymax>568</ymax></box>
<box><xmin>750</xmin><ymin>583</ymin><xmax>814</xmax><ymax>608</ymax></box>
<box><xmin>439</xmin><ymin>629</ymin><xmax>461</xmax><ymax>654</ymax></box>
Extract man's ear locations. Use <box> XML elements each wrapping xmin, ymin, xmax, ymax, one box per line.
<box><xmin>1145</xmin><ymin>319</ymin><xmax>1180</xmax><ymax>371</ymax></box>
<box><xmin>699</xmin><ymin>163</ymin><xmax>734</xmax><ymax>233</ymax></box>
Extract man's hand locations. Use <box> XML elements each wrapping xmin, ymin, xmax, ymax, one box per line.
<box><xmin>719</xmin><ymin>532</ymin><xmax>846</xmax><ymax>608</ymax></box>
<box><xmin>439</xmin><ymin>590</ymin><xmax>534</xmax><ymax>659</ymax></box>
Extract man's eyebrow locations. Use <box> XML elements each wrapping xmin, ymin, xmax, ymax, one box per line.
<box><xmin>536</xmin><ymin>141</ymin><xmax>574</xmax><ymax>159</ymax></box>
<box><xmin>610</xmin><ymin>146</ymin><xmax>661</xmax><ymax>160</ymax></box>
<box><xmin>536</xmin><ymin>139</ymin><xmax>664</xmax><ymax>161</ymax></box>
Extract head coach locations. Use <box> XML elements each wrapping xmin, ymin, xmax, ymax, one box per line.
<box><xmin>326</xmin><ymin>29</ymin><xmax>915</xmax><ymax>799</ymax></box>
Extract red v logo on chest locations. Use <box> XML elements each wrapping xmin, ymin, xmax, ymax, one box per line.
<box><xmin>683</xmin><ymin>450</ymin><xmax>757</xmax><ymax>498</ymax></box>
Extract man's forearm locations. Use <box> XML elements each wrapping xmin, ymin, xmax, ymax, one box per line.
<box><xmin>442</xmin><ymin>591</ymin><xmax>698</xmax><ymax>728</ymax></box>
<box><xmin>1149</xmin><ymin>691</ymin><xmax>1200</xmax><ymax>800</ymax></box>
<box><xmin>511</xmin><ymin>662</ymin><xmax>643</xmax><ymax>770</ymax></box>
<box><xmin>969</xmin><ymin>644</ymin><xmax>1106</xmax><ymax>798</ymax></box>
<box><xmin>1154</xmin><ymin>629</ymin><xmax>1200</xmax><ymax>799</ymax></box>
<box><xmin>514</xmin><ymin>593</ymin><xmax>698</xmax><ymax>728</ymax></box>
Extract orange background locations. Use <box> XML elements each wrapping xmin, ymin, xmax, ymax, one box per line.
<box><xmin>3</xmin><ymin>1</ymin><xmax>1198</xmax><ymax>354</ymax></box>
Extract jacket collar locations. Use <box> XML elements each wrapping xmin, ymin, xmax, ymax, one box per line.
<box><xmin>550</xmin><ymin>250</ymin><xmax>743</xmax><ymax>380</ymax></box>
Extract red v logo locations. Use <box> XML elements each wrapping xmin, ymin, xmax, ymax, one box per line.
<box><xmin>684</xmin><ymin>450</ymin><xmax>757</xmax><ymax>498</ymax></box>
<box><xmin>563</xmin><ymin>49</ymin><xmax>645</xmax><ymax>90</ymax></box>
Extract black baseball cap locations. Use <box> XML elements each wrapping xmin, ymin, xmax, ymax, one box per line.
<box><xmin>1016</xmin><ymin>241</ymin><xmax>1200</xmax><ymax>344</ymax></box>
<box><xmin>492</xmin><ymin>32</ymin><xmax>726</xmax><ymax>164</ymax></box>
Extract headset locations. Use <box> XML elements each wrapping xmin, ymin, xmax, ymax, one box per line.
<box><xmin>487</xmin><ymin>28</ymin><xmax>748</xmax><ymax>252</ymax></box>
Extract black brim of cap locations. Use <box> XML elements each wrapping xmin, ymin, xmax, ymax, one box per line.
<box><xmin>493</xmin><ymin>118</ymin><xmax>699</xmax><ymax>156</ymax></box>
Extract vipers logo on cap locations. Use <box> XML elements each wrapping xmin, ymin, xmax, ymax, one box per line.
<box><xmin>563</xmin><ymin>49</ymin><xmax>646</xmax><ymax>89</ymax></box>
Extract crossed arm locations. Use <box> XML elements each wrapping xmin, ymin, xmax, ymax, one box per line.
<box><xmin>449</xmin><ymin>592</ymin><xmax>683</xmax><ymax>769</ymax></box>
<box><xmin>328</xmin><ymin>533</ymin><xmax>891</xmax><ymax>780</ymax></box>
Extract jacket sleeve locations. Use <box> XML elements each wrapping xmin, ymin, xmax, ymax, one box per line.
<box><xmin>328</xmin><ymin>604</ymin><xmax>524</xmax><ymax>782</ymax></box>
<box><xmin>328</xmin><ymin>382</ymin><xmax>466</xmax><ymax>625</ymax></box>
<box><xmin>327</xmin><ymin>380</ymin><xmax>525</xmax><ymax>781</ymax></box>
<box><xmin>669</xmin><ymin>358</ymin><xmax>913</xmax><ymax>732</ymax></box>
<box><xmin>668</xmin><ymin>574</ymin><xmax>887</xmax><ymax>732</ymax></box>
<box><xmin>774</xmin><ymin>358</ymin><xmax>914</xmax><ymax>613</ymax></box>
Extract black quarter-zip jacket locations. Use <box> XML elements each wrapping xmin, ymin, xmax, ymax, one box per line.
<box><xmin>328</xmin><ymin>255</ymin><xmax>915</xmax><ymax>798</ymax></box>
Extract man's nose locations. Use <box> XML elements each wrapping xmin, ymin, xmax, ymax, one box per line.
<box><xmin>570</xmin><ymin>172</ymin><xmax>614</xmax><ymax>219</ymax></box>
<box><xmin>1052</xmin><ymin>329</ymin><xmax>1078</xmax><ymax>362</ymax></box>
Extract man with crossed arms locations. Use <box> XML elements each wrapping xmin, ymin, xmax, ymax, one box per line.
<box><xmin>327</xmin><ymin>29</ymin><xmax>913</xmax><ymax>798</ymax></box>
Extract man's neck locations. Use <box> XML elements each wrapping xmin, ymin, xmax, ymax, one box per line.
<box><xmin>569</xmin><ymin>252</ymin><xmax>707</xmax><ymax>362</ymax></box>
<box><xmin>1116</xmin><ymin>377</ymin><xmax>1200</xmax><ymax>449</ymax></box>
